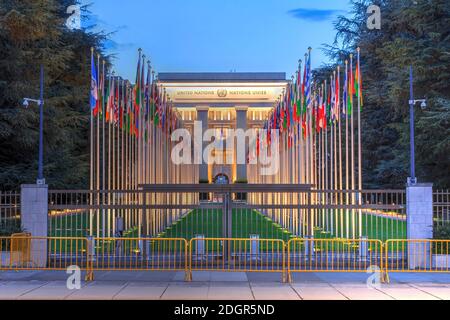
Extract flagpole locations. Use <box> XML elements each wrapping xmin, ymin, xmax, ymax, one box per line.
<box><xmin>324</xmin><ymin>81</ymin><xmax>329</xmax><ymax>233</ymax></box>
<box><xmin>96</xmin><ymin>53</ymin><xmax>101</xmax><ymax>237</ymax></box>
<box><xmin>333</xmin><ymin>72</ymin><xmax>338</xmax><ymax>236</ymax></box>
<box><xmin>329</xmin><ymin>77</ymin><xmax>334</xmax><ymax>235</ymax></box>
<box><xmin>102</xmin><ymin>60</ymin><xmax>106</xmax><ymax>238</ymax></box>
<box><xmin>107</xmin><ymin>72</ymin><xmax>113</xmax><ymax>237</ymax></box>
<box><xmin>350</xmin><ymin>53</ymin><xmax>355</xmax><ymax>239</ymax></box>
<box><xmin>337</xmin><ymin>66</ymin><xmax>343</xmax><ymax>238</ymax></box>
<box><xmin>121</xmin><ymin>78</ymin><xmax>125</xmax><ymax>233</ymax></box>
<box><xmin>89</xmin><ymin>47</ymin><xmax>94</xmax><ymax>237</ymax></box>
<box><xmin>357</xmin><ymin>47</ymin><xmax>363</xmax><ymax>238</ymax></box>
<box><xmin>345</xmin><ymin>60</ymin><xmax>349</xmax><ymax>239</ymax></box>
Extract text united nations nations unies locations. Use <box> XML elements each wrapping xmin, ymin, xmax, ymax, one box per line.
<box><xmin>174</xmin><ymin>304</ymin><xmax>275</xmax><ymax>317</ymax></box>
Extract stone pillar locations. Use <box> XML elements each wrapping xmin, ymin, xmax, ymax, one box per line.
<box><xmin>235</xmin><ymin>106</ymin><xmax>248</xmax><ymax>182</ymax></box>
<box><xmin>197</xmin><ymin>107</ymin><xmax>209</xmax><ymax>183</ymax></box>
<box><xmin>21</xmin><ymin>184</ymin><xmax>48</xmax><ymax>267</ymax></box>
<box><xmin>406</xmin><ymin>183</ymin><xmax>433</xmax><ymax>269</ymax></box>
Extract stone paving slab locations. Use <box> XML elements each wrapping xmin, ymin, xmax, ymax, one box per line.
<box><xmin>112</xmin><ymin>282</ymin><xmax>168</xmax><ymax>300</ymax></box>
<box><xmin>0</xmin><ymin>281</ymin><xmax>48</xmax><ymax>300</ymax></box>
<box><xmin>251</xmin><ymin>284</ymin><xmax>301</xmax><ymax>300</ymax></box>
<box><xmin>207</xmin><ymin>286</ymin><xmax>254</xmax><ymax>300</ymax></box>
<box><xmin>16</xmin><ymin>281</ymin><xmax>86</xmax><ymax>300</ymax></box>
<box><xmin>291</xmin><ymin>283</ymin><xmax>348</xmax><ymax>300</ymax></box>
<box><xmin>161</xmin><ymin>284</ymin><xmax>209</xmax><ymax>300</ymax></box>
<box><xmin>330</xmin><ymin>284</ymin><xmax>394</xmax><ymax>300</ymax></box>
<box><xmin>65</xmin><ymin>281</ymin><xmax>128</xmax><ymax>300</ymax></box>
<box><xmin>0</xmin><ymin>271</ymin><xmax>448</xmax><ymax>300</ymax></box>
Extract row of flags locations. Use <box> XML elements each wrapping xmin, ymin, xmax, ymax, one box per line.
<box><xmin>90</xmin><ymin>50</ymin><xmax>182</xmax><ymax>138</ymax></box>
<box><xmin>260</xmin><ymin>49</ymin><xmax>363</xmax><ymax>150</ymax></box>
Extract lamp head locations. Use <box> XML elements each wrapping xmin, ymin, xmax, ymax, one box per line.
<box><xmin>420</xmin><ymin>100</ymin><xmax>427</xmax><ymax>110</ymax></box>
<box><xmin>22</xmin><ymin>99</ymin><xmax>29</xmax><ymax>107</ymax></box>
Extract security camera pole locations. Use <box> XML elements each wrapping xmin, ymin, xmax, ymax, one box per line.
<box><xmin>23</xmin><ymin>65</ymin><xmax>45</xmax><ymax>185</ymax></box>
<box><xmin>408</xmin><ymin>66</ymin><xmax>426</xmax><ymax>185</ymax></box>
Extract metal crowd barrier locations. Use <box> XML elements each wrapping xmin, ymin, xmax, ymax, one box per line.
<box><xmin>384</xmin><ymin>239</ymin><xmax>450</xmax><ymax>282</ymax></box>
<box><xmin>189</xmin><ymin>237</ymin><xmax>286</xmax><ymax>281</ymax></box>
<box><xmin>1</xmin><ymin>236</ymin><xmax>450</xmax><ymax>283</ymax></box>
<box><xmin>286</xmin><ymin>238</ymin><xmax>384</xmax><ymax>282</ymax></box>
<box><xmin>88</xmin><ymin>237</ymin><xmax>189</xmax><ymax>280</ymax></box>
<box><xmin>0</xmin><ymin>235</ymin><xmax>89</xmax><ymax>277</ymax></box>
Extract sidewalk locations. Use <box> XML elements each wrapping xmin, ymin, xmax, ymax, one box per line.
<box><xmin>0</xmin><ymin>271</ymin><xmax>449</xmax><ymax>300</ymax></box>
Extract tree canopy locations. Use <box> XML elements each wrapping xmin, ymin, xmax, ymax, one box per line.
<box><xmin>0</xmin><ymin>0</ymin><xmax>108</xmax><ymax>190</ymax></box>
<box><xmin>321</xmin><ymin>0</ymin><xmax>449</xmax><ymax>188</ymax></box>
<box><xmin>0</xmin><ymin>0</ymin><xmax>448</xmax><ymax>190</ymax></box>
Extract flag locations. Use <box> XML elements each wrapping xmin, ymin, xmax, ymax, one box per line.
<box><xmin>90</xmin><ymin>54</ymin><xmax>98</xmax><ymax>113</ymax></box>
<box><xmin>303</xmin><ymin>53</ymin><xmax>311</xmax><ymax>114</ymax></box>
<box><xmin>301</xmin><ymin>52</ymin><xmax>311</xmax><ymax>139</ymax></box>
<box><xmin>105</xmin><ymin>75</ymin><xmax>114</xmax><ymax>122</ymax></box>
<box><xmin>355</xmin><ymin>52</ymin><xmax>363</xmax><ymax>108</ymax></box>
<box><xmin>348</xmin><ymin>57</ymin><xmax>354</xmax><ymax>115</ymax></box>
<box><xmin>133</xmin><ymin>53</ymin><xmax>141</xmax><ymax>110</ymax></box>
<box><xmin>343</xmin><ymin>64</ymin><xmax>348</xmax><ymax>116</ymax></box>
<box><xmin>114</xmin><ymin>77</ymin><xmax>119</xmax><ymax>124</ymax></box>
<box><xmin>295</xmin><ymin>68</ymin><xmax>301</xmax><ymax>121</ymax></box>
<box><xmin>154</xmin><ymin>88</ymin><xmax>160</xmax><ymax>126</ymax></box>
<box><xmin>334</xmin><ymin>70</ymin><xmax>340</xmax><ymax>121</ymax></box>
<box><xmin>98</xmin><ymin>66</ymin><xmax>104</xmax><ymax>119</ymax></box>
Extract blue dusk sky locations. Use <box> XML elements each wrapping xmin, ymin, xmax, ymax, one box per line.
<box><xmin>83</xmin><ymin>0</ymin><xmax>351</xmax><ymax>81</ymax></box>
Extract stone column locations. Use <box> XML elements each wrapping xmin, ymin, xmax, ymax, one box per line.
<box><xmin>197</xmin><ymin>107</ymin><xmax>209</xmax><ymax>183</ymax></box>
<box><xmin>406</xmin><ymin>183</ymin><xmax>433</xmax><ymax>269</ymax></box>
<box><xmin>20</xmin><ymin>184</ymin><xmax>48</xmax><ymax>267</ymax></box>
<box><xmin>235</xmin><ymin>106</ymin><xmax>248</xmax><ymax>182</ymax></box>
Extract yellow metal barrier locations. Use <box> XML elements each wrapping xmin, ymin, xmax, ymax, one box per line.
<box><xmin>189</xmin><ymin>237</ymin><xmax>286</xmax><ymax>282</ymax></box>
<box><xmin>287</xmin><ymin>238</ymin><xmax>384</xmax><ymax>283</ymax></box>
<box><xmin>1</xmin><ymin>236</ymin><xmax>449</xmax><ymax>284</ymax></box>
<box><xmin>0</xmin><ymin>236</ymin><xmax>89</xmax><ymax>272</ymax></box>
<box><xmin>384</xmin><ymin>239</ymin><xmax>450</xmax><ymax>283</ymax></box>
<box><xmin>89</xmin><ymin>237</ymin><xmax>189</xmax><ymax>280</ymax></box>
<box><xmin>10</xmin><ymin>233</ymin><xmax>31</xmax><ymax>267</ymax></box>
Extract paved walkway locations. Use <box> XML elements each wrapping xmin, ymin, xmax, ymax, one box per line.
<box><xmin>0</xmin><ymin>271</ymin><xmax>449</xmax><ymax>300</ymax></box>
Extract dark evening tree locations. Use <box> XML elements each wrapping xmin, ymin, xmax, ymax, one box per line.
<box><xmin>0</xmin><ymin>0</ymin><xmax>108</xmax><ymax>190</ymax></box>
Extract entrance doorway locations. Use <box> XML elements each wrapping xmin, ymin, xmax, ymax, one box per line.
<box><xmin>213</xmin><ymin>173</ymin><xmax>229</xmax><ymax>185</ymax></box>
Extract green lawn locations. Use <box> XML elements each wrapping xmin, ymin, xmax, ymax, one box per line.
<box><xmin>43</xmin><ymin>208</ymin><xmax>406</xmax><ymax>253</ymax></box>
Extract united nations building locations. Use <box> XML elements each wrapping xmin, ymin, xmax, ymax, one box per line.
<box><xmin>159</xmin><ymin>72</ymin><xmax>287</xmax><ymax>184</ymax></box>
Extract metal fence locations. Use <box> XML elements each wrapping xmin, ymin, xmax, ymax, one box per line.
<box><xmin>434</xmin><ymin>190</ymin><xmax>450</xmax><ymax>226</ymax></box>
<box><xmin>46</xmin><ymin>186</ymin><xmax>410</xmax><ymax>245</ymax></box>
<box><xmin>189</xmin><ymin>238</ymin><xmax>285</xmax><ymax>278</ymax></box>
<box><xmin>247</xmin><ymin>188</ymin><xmax>406</xmax><ymax>241</ymax></box>
<box><xmin>89</xmin><ymin>237</ymin><xmax>188</xmax><ymax>274</ymax></box>
<box><xmin>0</xmin><ymin>191</ymin><xmax>20</xmax><ymax>234</ymax></box>
<box><xmin>1</xmin><ymin>235</ymin><xmax>449</xmax><ymax>283</ymax></box>
<box><xmin>0</xmin><ymin>234</ymin><xmax>89</xmax><ymax>272</ymax></box>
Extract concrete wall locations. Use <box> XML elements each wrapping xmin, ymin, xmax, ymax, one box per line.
<box><xmin>20</xmin><ymin>184</ymin><xmax>48</xmax><ymax>267</ymax></box>
<box><xmin>406</xmin><ymin>183</ymin><xmax>433</xmax><ymax>269</ymax></box>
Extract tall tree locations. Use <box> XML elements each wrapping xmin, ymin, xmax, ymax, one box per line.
<box><xmin>323</xmin><ymin>0</ymin><xmax>450</xmax><ymax>188</ymax></box>
<box><xmin>0</xmin><ymin>0</ymin><xmax>108</xmax><ymax>190</ymax></box>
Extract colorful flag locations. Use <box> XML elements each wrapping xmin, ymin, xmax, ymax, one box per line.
<box><xmin>355</xmin><ymin>52</ymin><xmax>363</xmax><ymax>108</ymax></box>
<box><xmin>348</xmin><ymin>57</ymin><xmax>354</xmax><ymax>115</ymax></box>
<box><xmin>90</xmin><ymin>54</ymin><xmax>98</xmax><ymax>113</ymax></box>
<box><xmin>343</xmin><ymin>64</ymin><xmax>348</xmax><ymax>116</ymax></box>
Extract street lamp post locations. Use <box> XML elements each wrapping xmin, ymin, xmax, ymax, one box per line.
<box><xmin>408</xmin><ymin>66</ymin><xmax>426</xmax><ymax>186</ymax></box>
<box><xmin>23</xmin><ymin>65</ymin><xmax>45</xmax><ymax>185</ymax></box>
